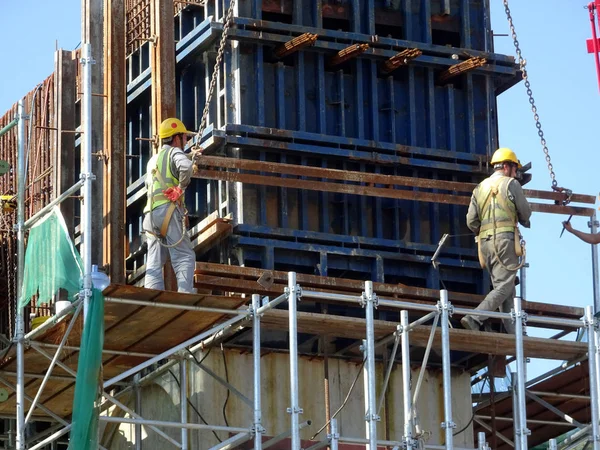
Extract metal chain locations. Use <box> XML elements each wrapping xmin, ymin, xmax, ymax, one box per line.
<box><xmin>192</xmin><ymin>0</ymin><xmax>237</xmax><ymax>158</ymax></box>
<box><xmin>502</xmin><ymin>0</ymin><xmax>558</xmax><ymax>189</ymax></box>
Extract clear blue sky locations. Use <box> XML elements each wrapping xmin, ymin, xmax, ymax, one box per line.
<box><xmin>0</xmin><ymin>1</ymin><xmax>598</xmax><ymax>380</ymax></box>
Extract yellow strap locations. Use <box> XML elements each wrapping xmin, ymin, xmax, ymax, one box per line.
<box><xmin>480</xmin><ymin>220</ymin><xmax>515</xmax><ymax>233</ymax></box>
<box><xmin>159</xmin><ymin>202</ymin><xmax>178</xmax><ymax>238</ymax></box>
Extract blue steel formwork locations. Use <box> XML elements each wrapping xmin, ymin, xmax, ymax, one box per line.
<box><xmin>124</xmin><ymin>0</ymin><xmax>521</xmax><ymax>294</ymax></box>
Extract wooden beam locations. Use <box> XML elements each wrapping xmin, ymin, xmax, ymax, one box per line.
<box><xmin>194</xmin><ymin>263</ymin><xmax>584</xmax><ymax>321</ymax></box>
<box><xmin>197</xmin><ymin>156</ymin><xmax>596</xmax><ymax>205</ymax></box>
<box><xmin>150</xmin><ymin>0</ymin><xmax>177</xmax><ymax>290</ymax></box>
<box><xmin>53</xmin><ymin>50</ymin><xmax>77</xmax><ymax>237</ymax></box>
<box><xmin>261</xmin><ymin>310</ymin><xmax>588</xmax><ymax>361</ymax></box>
<box><xmin>103</xmin><ymin>0</ymin><xmax>127</xmax><ymax>283</ymax></box>
<box><xmin>192</xmin><ymin>221</ymin><xmax>232</xmax><ymax>256</ymax></box>
<box><xmin>194</xmin><ymin>168</ymin><xmax>595</xmax><ymax>217</ymax></box>
<box><xmin>150</xmin><ymin>0</ymin><xmax>176</xmax><ymax>138</ymax></box>
<box><xmin>83</xmin><ymin>0</ymin><xmax>106</xmax><ymax>267</ymax></box>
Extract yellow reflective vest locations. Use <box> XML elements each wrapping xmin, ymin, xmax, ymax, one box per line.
<box><xmin>475</xmin><ymin>175</ymin><xmax>517</xmax><ymax>238</ymax></box>
<box><xmin>143</xmin><ymin>146</ymin><xmax>179</xmax><ymax>213</ymax></box>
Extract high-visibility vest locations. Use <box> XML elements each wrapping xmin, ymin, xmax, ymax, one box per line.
<box><xmin>143</xmin><ymin>146</ymin><xmax>179</xmax><ymax>213</ymax></box>
<box><xmin>475</xmin><ymin>175</ymin><xmax>517</xmax><ymax>238</ymax></box>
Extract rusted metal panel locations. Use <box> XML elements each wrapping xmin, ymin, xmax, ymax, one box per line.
<box><xmin>126</xmin><ymin>0</ymin><xmax>151</xmax><ymax>54</ymax></box>
<box><xmin>83</xmin><ymin>0</ymin><xmax>107</xmax><ymax>267</ymax></box>
<box><xmin>150</xmin><ymin>0</ymin><xmax>177</xmax><ymax>135</ymax></box>
<box><xmin>54</xmin><ymin>50</ymin><xmax>78</xmax><ymax>237</ymax></box>
<box><xmin>104</xmin><ymin>0</ymin><xmax>128</xmax><ymax>283</ymax></box>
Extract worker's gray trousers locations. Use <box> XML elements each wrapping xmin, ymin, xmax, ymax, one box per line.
<box><xmin>470</xmin><ymin>232</ymin><xmax>519</xmax><ymax>334</ymax></box>
<box><xmin>143</xmin><ymin>204</ymin><xmax>196</xmax><ymax>293</ymax></box>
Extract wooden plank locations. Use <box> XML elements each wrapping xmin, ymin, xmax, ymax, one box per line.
<box><xmin>150</xmin><ymin>0</ymin><xmax>176</xmax><ymax>133</ymax></box>
<box><xmin>53</xmin><ymin>50</ymin><xmax>77</xmax><ymax>237</ymax></box>
<box><xmin>83</xmin><ymin>0</ymin><xmax>106</xmax><ymax>267</ymax></box>
<box><xmin>150</xmin><ymin>0</ymin><xmax>177</xmax><ymax>290</ymax></box>
<box><xmin>195</xmin><ymin>263</ymin><xmax>584</xmax><ymax>320</ymax></box>
<box><xmin>195</xmin><ymin>169</ymin><xmax>596</xmax><ymax>217</ymax></box>
<box><xmin>199</xmin><ymin>156</ymin><xmax>596</xmax><ymax>205</ymax></box>
<box><xmin>261</xmin><ymin>310</ymin><xmax>588</xmax><ymax>361</ymax></box>
<box><xmin>193</xmin><ymin>221</ymin><xmax>233</xmax><ymax>255</ymax></box>
<box><xmin>103</xmin><ymin>0</ymin><xmax>127</xmax><ymax>283</ymax></box>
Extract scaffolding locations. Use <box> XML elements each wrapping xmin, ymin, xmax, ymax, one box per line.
<box><xmin>5</xmin><ymin>269</ymin><xmax>600</xmax><ymax>450</ymax></box>
<box><xmin>7</xmin><ymin>84</ymin><xmax>600</xmax><ymax>447</ymax></box>
<box><xmin>4</xmin><ymin>5</ymin><xmax>600</xmax><ymax>450</ymax></box>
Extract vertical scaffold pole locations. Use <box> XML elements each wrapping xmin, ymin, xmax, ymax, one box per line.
<box><xmin>586</xmin><ymin>306</ymin><xmax>600</xmax><ymax>450</ymax></box>
<box><xmin>439</xmin><ymin>290</ymin><xmax>455</xmax><ymax>450</ymax></box>
<box><xmin>15</xmin><ymin>99</ymin><xmax>26</xmax><ymax>450</ymax></box>
<box><xmin>252</xmin><ymin>294</ymin><xmax>264</xmax><ymax>450</ymax></box>
<box><xmin>80</xmin><ymin>42</ymin><xmax>95</xmax><ymax>321</ymax></box>
<box><xmin>288</xmin><ymin>272</ymin><xmax>302</xmax><ymax>450</ymax></box>
<box><xmin>514</xmin><ymin>297</ymin><xmax>530</xmax><ymax>450</ymax></box>
<box><xmin>590</xmin><ymin>213</ymin><xmax>600</xmax><ymax>313</ymax></box>
<box><xmin>364</xmin><ymin>281</ymin><xmax>378</xmax><ymax>450</ymax></box>
<box><xmin>330</xmin><ymin>418</ymin><xmax>339</xmax><ymax>450</ymax></box>
<box><xmin>401</xmin><ymin>311</ymin><xmax>414</xmax><ymax>450</ymax></box>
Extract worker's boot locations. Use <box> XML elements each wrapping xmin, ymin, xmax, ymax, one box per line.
<box><xmin>460</xmin><ymin>315</ymin><xmax>481</xmax><ymax>331</ymax></box>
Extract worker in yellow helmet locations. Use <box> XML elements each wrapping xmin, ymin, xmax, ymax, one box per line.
<box><xmin>462</xmin><ymin>148</ymin><xmax>532</xmax><ymax>333</ymax></box>
<box><xmin>143</xmin><ymin>118</ymin><xmax>199</xmax><ymax>293</ymax></box>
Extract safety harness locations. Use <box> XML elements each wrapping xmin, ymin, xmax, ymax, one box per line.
<box><xmin>476</xmin><ymin>176</ymin><xmax>526</xmax><ymax>272</ymax></box>
<box><xmin>146</xmin><ymin>147</ymin><xmax>187</xmax><ymax>248</ymax></box>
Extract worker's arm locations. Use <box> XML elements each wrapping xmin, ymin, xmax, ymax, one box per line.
<box><xmin>466</xmin><ymin>191</ymin><xmax>480</xmax><ymax>234</ymax></box>
<box><xmin>508</xmin><ymin>180</ymin><xmax>531</xmax><ymax>228</ymax></box>
<box><xmin>170</xmin><ymin>148</ymin><xmax>193</xmax><ymax>190</ymax></box>
<box><xmin>563</xmin><ymin>222</ymin><xmax>600</xmax><ymax>245</ymax></box>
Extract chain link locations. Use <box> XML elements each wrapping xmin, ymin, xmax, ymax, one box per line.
<box><xmin>503</xmin><ymin>0</ymin><xmax>558</xmax><ymax>188</ymax></box>
<box><xmin>192</xmin><ymin>0</ymin><xmax>237</xmax><ymax>158</ymax></box>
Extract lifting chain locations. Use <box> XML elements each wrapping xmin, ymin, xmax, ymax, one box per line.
<box><xmin>502</xmin><ymin>0</ymin><xmax>572</xmax><ymax>204</ymax></box>
<box><xmin>191</xmin><ymin>0</ymin><xmax>237</xmax><ymax>163</ymax></box>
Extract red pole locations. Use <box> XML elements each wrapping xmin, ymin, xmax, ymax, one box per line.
<box><xmin>589</xmin><ymin>2</ymin><xmax>600</xmax><ymax>92</ymax></box>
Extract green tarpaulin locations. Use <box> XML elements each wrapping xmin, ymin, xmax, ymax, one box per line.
<box><xmin>19</xmin><ymin>207</ymin><xmax>83</xmax><ymax>307</ymax></box>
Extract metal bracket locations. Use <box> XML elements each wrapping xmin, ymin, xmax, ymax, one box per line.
<box><xmin>365</xmin><ymin>413</ymin><xmax>381</xmax><ymax>422</ymax></box>
<box><xmin>286</xmin><ymin>406</ymin><xmax>304</xmax><ymax>414</ymax></box>
<box><xmin>285</xmin><ymin>285</ymin><xmax>302</xmax><ymax>302</ymax></box>
<box><xmin>441</xmin><ymin>421</ymin><xmax>456</xmax><ymax>429</ymax></box>
<box><xmin>79</xmin><ymin>172</ymin><xmax>96</xmax><ymax>181</ymax></box>
<box><xmin>360</xmin><ymin>292</ymin><xmax>379</xmax><ymax>308</ymax></box>
<box><xmin>79</xmin><ymin>288</ymin><xmax>93</xmax><ymax>299</ymax></box>
<box><xmin>252</xmin><ymin>423</ymin><xmax>266</xmax><ymax>434</ymax></box>
<box><xmin>436</xmin><ymin>301</ymin><xmax>454</xmax><ymax>316</ymax></box>
<box><xmin>589</xmin><ymin>220</ymin><xmax>600</xmax><ymax>229</ymax></box>
<box><xmin>516</xmin><ymin>427</ymin><xmax>531</xmax><ymax>437</ymax></box>
<box><xmin>80</xmin><ymin>57</ymin><xmax>97</xmax><ymax>66</ymax></box>
<box><xmin>511</xmin><ymin>309</ymin><xmax>528</xmax><ymax>324</ymax></box>
<box><xmin>18</xmin><ymin>114</ymin><xmax>30</xmax><ymax>121</ymax></box>
<box><xmin>327</xmin><ymin>431</ymin><xmax>340</xmax><ymax>440</ymax></box>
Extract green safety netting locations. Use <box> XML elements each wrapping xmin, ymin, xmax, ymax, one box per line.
<box><xmin>68</xmin><ymin>288</ymin><xmax>105</xmax><ymax>450</ymax></box>
<box><xmin>19</xmin><ymin>206</ymin><xmax>83</xmax><ymax>307</ymax></box>
<box><xmin>20</xmin><ymin>206</ymin><xmax>105</xmax><ymax>450</ymax></box>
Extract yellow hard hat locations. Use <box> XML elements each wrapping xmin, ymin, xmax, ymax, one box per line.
<box><xmin>491</xmin><ymin>147</ymin><xmax>522</xmax><ymax>169</ymax></box>
<box><xmin>158</xmin><ymin>118</ymin><xmax>193</xmax><ymax>139</ymax></box>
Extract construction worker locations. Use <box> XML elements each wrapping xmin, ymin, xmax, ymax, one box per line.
<box><xmin>562</xmin><ymin>221</ymin><xmax>600</xmax><ymax>244</ymax></box>
<box><xmin>462</xmin><ymin>148</ymin><xmax>532</xmax><ymax>333</ymax></box>
<box><xmin>143</xmin><ymin>118</ymin><xmax>198</xmax><ymax>293</ymax></box>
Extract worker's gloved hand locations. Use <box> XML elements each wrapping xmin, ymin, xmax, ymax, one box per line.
<box><xmin>163</xmin><ymin>186</ymin><xmax>184</xmax><ymax>202</ymax></box>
